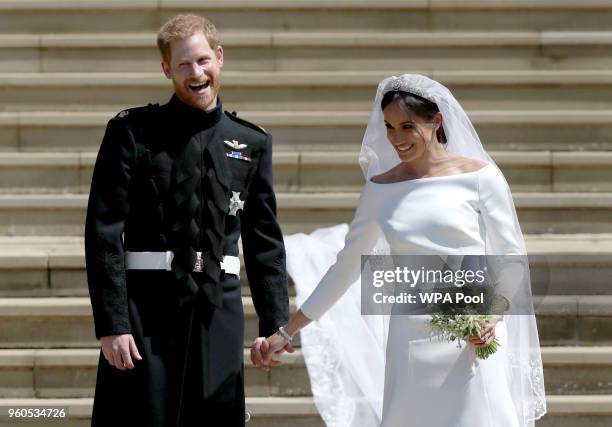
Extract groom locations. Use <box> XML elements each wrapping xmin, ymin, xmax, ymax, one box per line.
<box><xmin>85</xmin><ymin>14</ymin><xmax>289</xmax><ymax>426</ymax></box>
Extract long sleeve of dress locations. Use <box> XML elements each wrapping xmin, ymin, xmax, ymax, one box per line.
<box><xmin>300</xmin><ymin>183</ymin><xmax>381</xmax><ymax>321</ymax></box>
<box><xmin>478</xmin><ymin>165</ymin><xmax>528</xmax><ymax>307</ymax></box>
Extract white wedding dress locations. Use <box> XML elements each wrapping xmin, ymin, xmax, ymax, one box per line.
<box><xmin>290</xmin><ymin>163</ymin><xmax>523</xmax><ymax>427</ymax></box>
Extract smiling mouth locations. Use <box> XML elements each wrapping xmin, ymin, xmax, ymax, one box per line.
<box><xmin>188</xmin><ymin>81</ymin><xmax>210</xmax><ymax>94</ymax></box>
<box><xmin>396</xmin><ymin>144</ymin><xmax>414</xmax><ymax>153</ymax></box>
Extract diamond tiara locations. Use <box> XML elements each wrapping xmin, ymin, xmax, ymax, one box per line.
<box><xmin>386</xmin><ymin>77</ymin><xmax>436</xmax><ymax>103</ymax></box>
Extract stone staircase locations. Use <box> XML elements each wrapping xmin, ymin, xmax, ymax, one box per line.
<box><xmin>1</xmin><ymin>1</ymin><xmax>612</xmax><ymax>426</ymax></box>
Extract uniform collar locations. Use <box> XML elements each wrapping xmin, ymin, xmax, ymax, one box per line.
<box><xmin>168</xmin><ymin>94</ymin><xmax>223</xmax><ymax>129</ymax></box>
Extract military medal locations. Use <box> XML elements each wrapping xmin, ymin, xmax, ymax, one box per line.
<box><xmin>226</xmin><ymin>151</ymin><xmax>252</xmax><ymax>162</ymax></box>
<box><xmin>224</xmin><ymin>139</ymin><xmax>247</xmax><ymax>150</ymax></box>
<box><xmin>228</xmin><ymin>191</ymin><xmax>245</xmax><ymax>216</ymax></box>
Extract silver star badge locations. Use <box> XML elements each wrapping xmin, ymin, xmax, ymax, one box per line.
<box><xmin>228</xmin><ymin>191</ymin><xmax>245</xmax><ymax>216</ymax></box>
<box><xmin>224</xmin><ymin>139</ymin><xmax>247</xmax><ymax>150</ymax></box>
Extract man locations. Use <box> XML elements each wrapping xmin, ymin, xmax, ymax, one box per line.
<box><xmin>85</xmin><ymin>14</ymin><xmax>289</xmax><ymax>427</ymax></box>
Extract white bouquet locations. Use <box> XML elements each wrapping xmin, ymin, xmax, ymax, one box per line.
<box><xmin>429</xmin><ymin>314</ymin><xmax>499</xmax><ymax>360</ymax></box>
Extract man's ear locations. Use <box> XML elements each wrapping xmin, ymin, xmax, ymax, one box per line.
<box><xmin>216</xmin><ymin>45</ymin><xmax>224</xmax><ymax>67</ymax></box>
<box><xmin>161</xmin><ymin>60</ymin><xmax>171</xmax><ymax>79</ymax></box>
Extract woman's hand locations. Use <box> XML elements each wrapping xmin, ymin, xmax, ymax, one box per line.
<box><xmin>467</xmin><ymin>314</ymin><xmax>501</xmax><ymax>348</ymax></box>
<box><xmin>250</xmin><ymin>333</ymin><xmax>295</xmax><ymax>371</ymax></box>
<box><xmin>251</xmin><ymin>310</ymin><xmax>310</xmax><ymax>370</ymax></box>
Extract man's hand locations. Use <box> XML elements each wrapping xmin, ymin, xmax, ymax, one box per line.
<box><xmin>251</xmin><ymin>334</ymin><xmax>294</xmax><ymax>371</ymax></box>
<box><xmin>100</xmin><ymin>334</ymin><xmax>142</xmax><ymax>371</ymax></box>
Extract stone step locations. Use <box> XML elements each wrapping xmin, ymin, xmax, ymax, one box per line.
<box><xmin>0</xmin><ymin>236</ymin><xmax>199</xmax><ymax>297</ymax></box>
<box><xmin>6</xmin><ymin>31</ymin><xmax>612</xmax><ymax>73</ymax></box>
<box><xmin>0</xmin><ymin>396</ymin><xmax>323</xmax><ymax>427</ymax></box>
<box><xmin>1</xmin><ymin>1</ymin><xmax>612</xmax><ymax>34</ymax></box>
<box><xmin>0</xmin><ymin>256</ymin><xmax>268</xmax><ymax>299</ymax></box>
<box><xmin>0</xmin><ymin>348</ymin><xmax>309</xmax><ymax>399</ymax></box>
<box><xmin>0</xmin><ymin>192</ymin><xmax>611</xmax><ymax>235</ymax></box>
<box><xmin>538</xmin><ymin>396</ymin><xmax>612</xmax><ymax>427</ymax></box>
<box><xmin>0</xmin><ymin>346</ymin><xmax>611</xmax><ymax>399</ymax></box>
<box><xmin>1</xmin><ymin>150</ymin><xmax>611</xmax><ymax>194</ymax></box>
<box><xmin>3</xmin><ymin>110</ymin><xmax>612</xmax><ymax>152</ymax></box>
<box><xmin>535</xmin><ymin>295</ymin><xmax>612</xmax><ymax>346</ymax></box>
<box><xmin>543</xmin><ymin>347</ymin><xmax>612</xmax><ymax>396</ymax></box>
<box><xmin>1</xmin><ymin>234</ymin><xmax>612</xmax><ymax>298</ymax></box>
<box><xmin>4</xmin><ymin>70</ymin><xmax>612</xmax><ymax>111</ymax></box>
<box><xmin>0</xmin><ymin>296</ymin><xmax>298</xmax><ymax>349</ymax></box>
<box><xmin>0</xmin><ymin>395</ymin><xmax>610</xmax><ymax>427</ymax></box>
<box><xmin>0</xmin><ymin>296</ymin><xmax>611</xmax><ymax>349</ymax></box>
<box><xmin>0</xmin><ymin>238</ymin><xmax>299</xmax><ymax>298</ymax></box>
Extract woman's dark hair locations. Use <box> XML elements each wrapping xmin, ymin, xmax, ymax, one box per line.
<box><xmin>381</xmin><ymin>91</ymin><xmax>447</xmax><ymax>144</ymax></box>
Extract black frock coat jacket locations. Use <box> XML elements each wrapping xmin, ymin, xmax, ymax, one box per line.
<box><xmin>84</xmin><ymin>94</ymin><xmax>289</xmax><ymax>427</ymax></box>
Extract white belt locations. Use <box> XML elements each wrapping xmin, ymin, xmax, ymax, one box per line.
<box><xmin>125</xmin><ymin>251</ymin><xmax>241</xmax><ymax>277</ymax></box>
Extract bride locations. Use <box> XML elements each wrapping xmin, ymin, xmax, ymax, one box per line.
<box><xmin>251</xmin><ymin>74</ymin><xmax>546</xmax><ymax>427</ymax></box>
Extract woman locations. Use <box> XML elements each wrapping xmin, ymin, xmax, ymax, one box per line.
<box><xmin>252</xmin><ymin>74</ymin><xmax>546</xmax><ymax>427</ymax></box>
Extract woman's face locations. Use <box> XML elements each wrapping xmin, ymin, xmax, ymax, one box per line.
<box><xmin>383</xmin><ymin>101</ymin><xmax>441</xmax><ymax>163</ymax></box>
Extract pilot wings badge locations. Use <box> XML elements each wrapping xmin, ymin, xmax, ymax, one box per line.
<box><xmin>224</xmin><ymin>139</ymin><xmax>247</xmax><ymax>150</ymax></box>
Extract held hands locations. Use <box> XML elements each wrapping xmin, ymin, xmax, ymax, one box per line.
<box><xmin>251</xmin><ymin>311</ymin><xmax>310</xmax><ymax>370</ymax></box>
<box><xmin>467</xmin><ymin>314</ymin><xmax>501</xmax><ymax>348</ymax></box>
<box><xmin>251</xmin><ymin>332</ymin><xmax>295</xmax><ymax>371</ymax></box>
<box><xmin>100</xmin><ymin>334</ymin><xmax>142</xmax><ymax>371</ymax></box>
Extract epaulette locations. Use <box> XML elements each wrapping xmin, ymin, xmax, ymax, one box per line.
<box><xmin>224</xmin><ymin>110</ymin><xmax>267</xmax><ymax>135</ymax></box>
<box><xmin>114</xmin><ymin>103</ymin><xmax>161</xmax><ymax>122</ymax></box>
<box><xmin>113</xmin><ymin>104</ymin><xmax>162</xmax><ymax>144</ymax></box>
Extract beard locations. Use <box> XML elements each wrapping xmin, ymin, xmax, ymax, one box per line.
<box><xmin>174</xmin><ymin>77</ymin><xmax>220</xmax><ymax>111</ymax></box>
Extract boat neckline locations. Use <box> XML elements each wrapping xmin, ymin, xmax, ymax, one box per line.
<box><xmin>368</xmin><ymin>163</ymin><xmax>492</xmax><ymax>185</ymax></box>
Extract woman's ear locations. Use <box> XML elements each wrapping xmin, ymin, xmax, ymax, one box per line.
<box><xmin>433</xmin><ymin>112</ymin><xmax>443</xmax><ymax>131</ymax></box>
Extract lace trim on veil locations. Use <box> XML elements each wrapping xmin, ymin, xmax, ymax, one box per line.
<box><xmin>301</xmin><ymin>320</ymin><xmax>356</xmax><ymax>426</ymax></box>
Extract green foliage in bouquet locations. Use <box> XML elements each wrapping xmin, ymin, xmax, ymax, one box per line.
<box><xmin>426</xmin><ymin>276</ymin><xmax>502</xmax><ymax>360</ymax></box>
<box><xmin>429</xmin><ymin>314</ymin><xmax>500</xmax><ymax>360</ymax></box>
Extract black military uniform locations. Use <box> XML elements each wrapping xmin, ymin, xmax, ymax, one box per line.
<box><xmin>85</xmin><ymin>95</ymin><xmax>289</xmax><ymax>427</ymax></box>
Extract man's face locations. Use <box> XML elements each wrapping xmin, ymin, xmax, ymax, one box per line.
<box><xmin>161</xmin><ymin>32</ymin><xmax>223</xmax><ymax>111</ymax></box>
